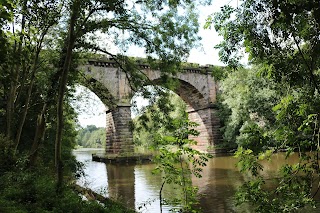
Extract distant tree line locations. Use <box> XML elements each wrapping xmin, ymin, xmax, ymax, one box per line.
<box><xmin>76</xmin><ymin>125</ymin><xmax>106</xmax><ymax>148</ymax></box>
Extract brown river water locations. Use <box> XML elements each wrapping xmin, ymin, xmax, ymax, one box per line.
<box><xmin>73</xmin><ymin>149</ymin><xmax>320</xmax><ymax>213</ymax></box>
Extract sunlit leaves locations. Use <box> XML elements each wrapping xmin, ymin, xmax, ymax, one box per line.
<box><xmin>235</xmin><ymin>147</ymin><xmax>263</xmax><ymax>176</ymax></box>
<box><xmin>210</xmin><ymin>0</ymin><xmax>320</xmax><ymax>87</ymax></box>
<box><xmin>218</xmin><ymin>66</ymin><xmax>279</xmax><ymax>150</ymax></box>
<box><xmin>0</xmin><ymin>0</ymin><xmax>14</xmax><ymax>24</ymax></box>
<box><xmin>138</xmin><ymin>92</ymin><xmax>212</xmax><ymax>212</ymax></box>
<box><xmin>210</xmin><ymin>0</ymin><xmax>320</xmax><ymax>211</ymax></box>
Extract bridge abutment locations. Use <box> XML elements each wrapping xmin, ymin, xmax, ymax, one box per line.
<box><xmin>106</xmin><ymin>104</ymin><xmax>134</xmax><ymax>154</ymax></box>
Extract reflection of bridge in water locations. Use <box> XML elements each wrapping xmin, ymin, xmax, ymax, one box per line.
<box><xmin>75</xmin><ymin>150</ymin><xmax>255</xmax><ymax>212</ymax></box>
<box><xmin>76</xmin><ymin>150</ymin><xmax>320</xmax><ymax>212</ymax></box>
<box><xmin>106</xmin><ymin>164</ymin><xmax>135</xmax><ymax>209</ymax></box>
<box><xmin>81</xmin><ymin>59</ymin><xmax>222</xmax><ymax>154</ymax></box>
<box><xmin>104</xmin><ymin>158</ymin><xmax>245</xmax><ymax>212</ymax></box>
<box><xmin>104</xmin><ymin>153</ymin><xmax>320</xmax><ymax>212</ymax></box>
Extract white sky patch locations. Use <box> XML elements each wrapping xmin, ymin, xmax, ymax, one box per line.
<box><xmin>71</xmin><ymin>85</ymin><xmax>107</xmax><ymax>128</ymax></box>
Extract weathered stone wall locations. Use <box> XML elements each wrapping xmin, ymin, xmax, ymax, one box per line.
<box><xmin>84</xmin><ymin>66</ymin><xmax>120</xmax><ymax>99</ymax></box>
<box><xmin>106</xmin><ymin>105</ymin><xmax>133</xmax><ymax>154</ymax></box>
<box><xmin>210</xmin><ymin>107</ymin><xmax>222</xmax><ymax>147</ymax></box>
<box><xmin>187</xmin><ymin>106</ymin><xmax>221</xmax><ymax>152</ymax></box>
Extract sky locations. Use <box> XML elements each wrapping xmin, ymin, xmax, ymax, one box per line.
<box><xmin>119</xmin><ymin>1</ymin><xmax>233</xmax><ymax>66</ymax></box>
<box><xmin>75</xmin><ymin>0</ymin><xmax>239</xmax><ymax>128</ymax></box>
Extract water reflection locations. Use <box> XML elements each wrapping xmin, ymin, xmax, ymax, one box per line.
<box><xmin>192</xmin><ymin>156</ymin><xmax>245</xmax><ymax>213</ymax></box>
<box><xmin>74</xmin><ymin>150</ymin><xmax>246</xmax><ymax>212</ymax></box>
<box><xmin>74</xmin><ymin>150</ymin><xmax>108</xmax><ymax>195</ymax></box>
<box><xmin>74</xmin><ymin>150</ymin><xmax>320</xmax><ymax>213</ymax></box>
<box><xmin>107</xmin><ymin>164</ymin><xmax>135</xmax><ymax>208</ymax></box>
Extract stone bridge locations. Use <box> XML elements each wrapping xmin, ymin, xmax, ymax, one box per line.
<box><xmin>81</xmin><ymin>59</ymin><xmax>221</xmax><ymax>154</ymax></box>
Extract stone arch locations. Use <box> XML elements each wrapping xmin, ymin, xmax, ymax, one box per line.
<box><xmin>81</xmin><ymin>62</ymin><xmax>221</xmax><ymax>154</ymax></box>
<box><xmin>80</xmin><ymin>76</ymin><xmax>117</xmax><ymax>110</ymax></box>
<box><xmin>152</xmin><ymin>78</ymin><xmax>217</xmax><ymax>151</ymax></box>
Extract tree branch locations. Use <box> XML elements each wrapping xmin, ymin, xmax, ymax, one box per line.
<box><xmin>292</xmin><ymin>33</ymin><xmax>319</xmax><ymax>92</ymax></box>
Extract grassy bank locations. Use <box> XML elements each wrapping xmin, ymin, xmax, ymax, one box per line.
<box><xmin>0</xmin><ymin>167</ymin><xmax>135</xmax><ymax>213</ymax></box>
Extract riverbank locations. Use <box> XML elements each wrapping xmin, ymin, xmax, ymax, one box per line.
<box><xmin>0</xmin><ymin>165</ymin><xmax>135</xmax><ymax>213</ymax></box>
<box><xmin>71</xmin><ymin>183</ymin><xmax>136</xmax><ymax>213</ymax></box>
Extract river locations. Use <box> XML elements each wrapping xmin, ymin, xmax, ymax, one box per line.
<box><xmin>73</xmin><ymin>149</ymin><xmax>319</xmax><ymax>212</ymax></box>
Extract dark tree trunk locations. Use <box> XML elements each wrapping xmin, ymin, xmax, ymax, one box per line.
<box><xmin>55</xmin><ymin>1</ymin><xmax>79</xmax><ymax>192</ymax></box>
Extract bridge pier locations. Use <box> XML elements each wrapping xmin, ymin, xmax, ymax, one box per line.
<box><xmin>106</xmin><ymin>104</ymin><xmax>134</xmax><ymax>154</ymax></box>
<box><xmin>188</xmin><ymin>105</ymin><xmax>221</xmax><ymax>152</ymax></box>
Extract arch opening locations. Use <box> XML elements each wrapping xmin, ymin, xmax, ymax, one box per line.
<box><xmin>131</xmin><ymin>85</ymin><xmax>187</xmax><ymax>152</ymax></box>
<box><xmin>131</xmin><ymin>78</ymin><xmax>214</xmax><ymax>152</ymax></box>
<box><xmin>170</xmin><ymin>79</ymin><xmax>215</xmax><ymax>151</ymax></box>
<box><xmin>70</xmin><ymin>84</ymin><xmax>108</xmax><ymax>149</ymax></box>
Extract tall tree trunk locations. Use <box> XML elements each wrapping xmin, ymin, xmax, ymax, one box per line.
<box><xmin>29</xmin><ymin>103</ymin><xmax>47</xmax><ymax>167</ymax></box>
<box><xmin>55</xmin><ymin>1</ymin><xmax>79</xmax><ymax>192</ymax></box>
<box><xmin>6</xmin><ymin>1</ymin><xmax>27</xmax><ymax>139</ymax></box>
<box><xmin>14</xmin><ymin>31</ymin><xmax>47</xmax><ymax>153</ymax></box>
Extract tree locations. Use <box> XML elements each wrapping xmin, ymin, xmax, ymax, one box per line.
<box><xmin>150</xmin><ymin>100</ymin><xmax>211</xmax><ymax>212</ymax></box>
<box><xmin>133</xmin><ymin>89</ymin><xmax>186</xmax><ymax>150</ymax></box>
<box><xmin>133</xmin><ymin>88</ymin><xmax>212</xmax><ymax>212</ymax></box>
<box><xmin>219</xmin><ymin>66</ymin><xmax>280</xmax><ymax>151</ymax></box>
<box><xmin>1</xmin><ymin>0</ymin><xmax>213</xmax><ymax>193</ymax></box>
<box><xmin>207</xmin><ymin>0</ymin><xmax>320</xmax><ymax>211</ymax></box>
<box><xmin>52</xmin><ymin>0</ymin><xmax>212</xmax><ymax>189</ymax></box>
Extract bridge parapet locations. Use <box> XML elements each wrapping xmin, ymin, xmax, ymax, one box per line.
<box><xmin>87</xmin><ymin>59</ymin><xmax>215</xmax><ymax>75</ymax></box>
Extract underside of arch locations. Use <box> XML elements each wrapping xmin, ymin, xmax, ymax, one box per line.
<box><xmin>80</xmin><ymin>76</ymin><xmax>134</xmax><ymax>154</ymax></box>
<box><xmin>152</xmin><ymin>78</ymin><xmax>221</xmax><ymax>151</ymax></box>
<box><xmin>80</xmin><ymin>75</ymin><xmax>117</xmax><ymax>110</ymax></box>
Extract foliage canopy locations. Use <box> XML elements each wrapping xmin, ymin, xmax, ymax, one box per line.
<box><xmin>207</xmin><ymin>0</ymin><xmax>320</xmax><ymax>211</ymax></box>
<box><xmin>0</xmin><ymin>0</ymin><xmax>212</xmax><ymax>211</ymax></box>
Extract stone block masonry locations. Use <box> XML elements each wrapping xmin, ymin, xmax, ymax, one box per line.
<box><xmin>106</xmin><ymin>105</ymin><xmax>134</xmax><ymax>154</ymax></box>
<box><xmin>187</xmin><ymin>106</ymin><xmax>221</xmax><ymax>152</ymax></box>
<box><xmin>83</xmin><ymin>59</ymin><xmax>222</xmax><ymax>154</ymax></box>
